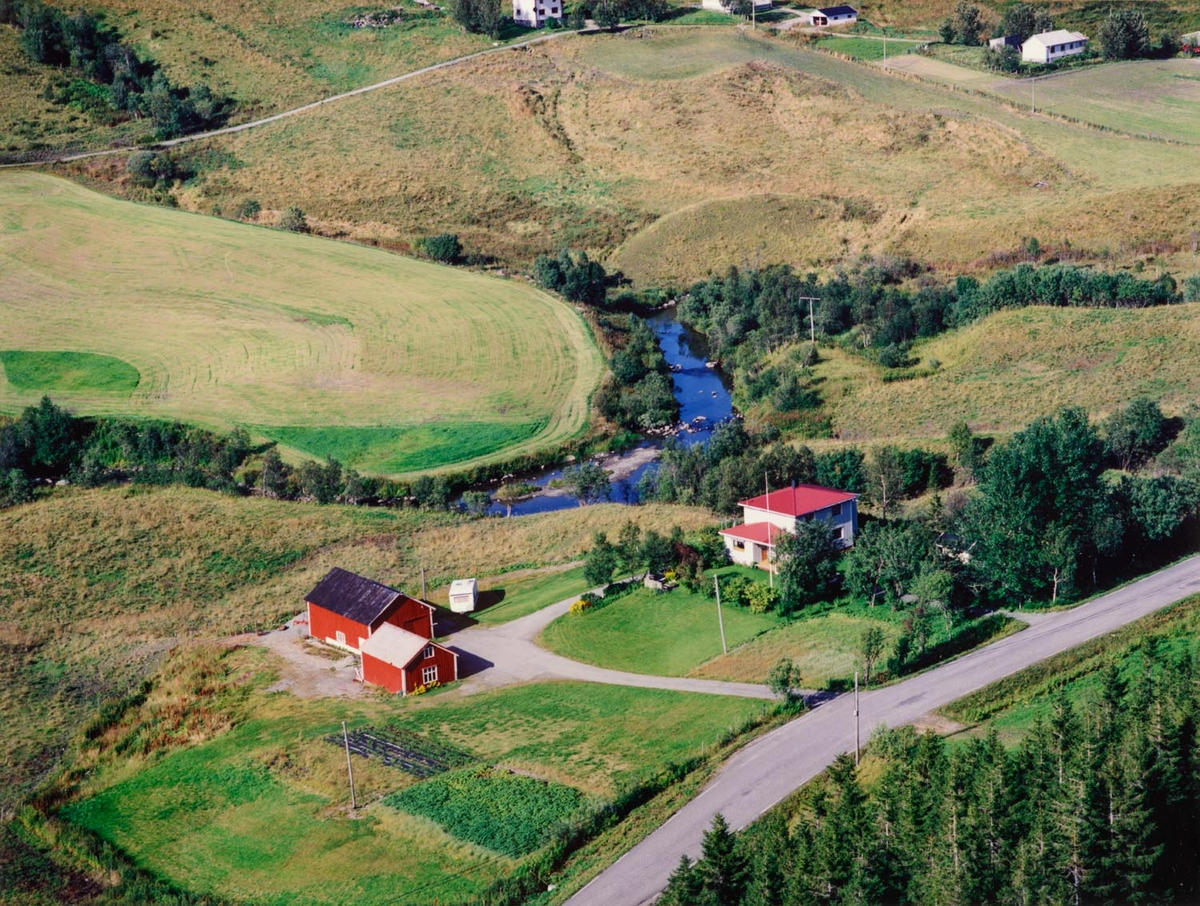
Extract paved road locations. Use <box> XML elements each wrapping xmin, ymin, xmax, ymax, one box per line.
<box><xmin>567</xmin><ymin>555</ymin><xmax>1200</xmax><ymax>906</ymax></box>
<box><xmin>449</xmin><ymin>592</ymin><xmax>778</xmax><ymax>700</ymax></box>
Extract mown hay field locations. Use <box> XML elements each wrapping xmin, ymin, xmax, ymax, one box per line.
<box><xmin>0</xmin><ymin>171</ymin><xmax>603</xmax><ymax>474</ymax></box>
<box><xmin>822</xmin><ymin>304</ymin><xmax>1200</xmax><ymax>441</ymax></box>
<box><xmin>885</xmin><ymin>55</ymin><xmax>1200</xmax><ymax>144</ymax></box>
<box><xmin>0</xmin><ymin>486</ymin><xmax>712</xmax><ymax>811</ymax></box>
<box><xmin>115</xmin><ymin>28</ymin><xmax>1200</xmax><ymax>285</ymax></box>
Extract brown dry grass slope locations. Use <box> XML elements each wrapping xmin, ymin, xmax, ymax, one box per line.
<box><xmin>74</xmin><ymin>29</ymin><xmax>1199</xmax><ymax>283</ymax></box>
<box><xmin>824</xmin><ymin>304</ymin><xmax>1200</xmax><ymax>441</ymax></box>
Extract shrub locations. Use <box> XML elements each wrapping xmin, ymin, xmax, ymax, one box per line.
<box><xmin>234</xmin><ymin>198</ymin><xmax>261</xmax><ymax>221</ymax></box>
<box><xmin>125</xmin><ymin>150</ymin><xmax>157</xmax><ymax>185</ymax></box>
<box><xmin>277</xmin><ymin>206</ymin><xmax>308</xmax><ymax>233</ymax></box>
<box><xmin>420</xmin><ymin>232</ymin><xmax>462</xmax><ymax>263</ymax></box>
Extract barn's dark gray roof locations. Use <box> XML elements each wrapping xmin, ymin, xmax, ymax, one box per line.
<box><xmin>819</xmin><ymin>5</ymin><xmax>858</xmax><ymax>15</ymax></box>
<box><xmin>306</xmin><ymin>567</ymin><xmax>404</xmax><ymax>626</ymax></box>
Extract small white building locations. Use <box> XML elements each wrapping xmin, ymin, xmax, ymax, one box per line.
<box><xmin>1021</xmin><ymin>29</ymin><xmax>1088</xmax><ymax>64</ymax></box>
<box><xmin>513</xmin><ymin>0</ymin><xmax>563</xmax><ymax>28</ymax></box>
<box><xmin>719</xmin><ymin>484</ymin><xmax>859</xmax><ymax>570</ymax></box>
<box><xmin>701</xmin><ymin>0</ymin><xmax>773</xmax><ymax>12</ymax></box>
<box><xmin>448</xmin><ymin>578</ymin><xmax>478</xmax><ymax>613</ymax></box>
<box><xmin>807</xmin><ymin>5</ymin><xmax>858</xmax><ymax>27</ymax></box>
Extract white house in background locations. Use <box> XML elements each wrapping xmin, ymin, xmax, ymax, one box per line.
<box><xmin>988</xmin><ymin>34</ymin><xmax>1022</xmax><ymax>50</ymax></box>
<box><xmin>807</xmin><ymin>5</ymin><xmax>858</xmax><ymax>27</ymax></box>
<box><xmin>702</xmin><ymin>0</ymin><xmax>773</xmax><ymax>12</ymax></box>
<box><xmin>1021</xmin><ymin>29</ymin><xmax>1088</xmax><ymax>64</ymax></box>
<box><xmin>719</xmin><ymin>484</ymin><xmax>859</xmax><ymax>570</ymax></box>
<box><xmin>512</xmin><ymin>0</ymin><xmax>563</xmax><ymax>28</ymax></box>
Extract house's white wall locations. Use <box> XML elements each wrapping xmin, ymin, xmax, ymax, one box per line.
<box><xmin>740</xmin><ymin>506</ymin><xmax>798</xmax><ymax>534</ymax></box>
<box><xmin>724</xmin><ymin>536</ymin><xmax>757</xmax><ymax>567</ymax></box>
<box><xmin>740</xmin><ymin>500</ymin><xmax>858</xmax><ymax>545</ymax></box>
<box><xmin>513</xmin><ymin>0</ymin><xmax>564</xmax><ymax>27</ymax></box>
<box><xmin>810</xmin><ymin>10</ymin><xmax>857</xmax><ymax>25</ymax></box>
<box><xmin>1022</xmin><ymin>38</ymin><xmax>1086</xmax><ymax>63</ymax></box>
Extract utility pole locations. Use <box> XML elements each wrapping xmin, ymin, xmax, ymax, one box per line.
<box><xmin>764</xmin><ymin>472</ymin><xmax>773</xmax><ymax>589</ymax></box>
<box><xmin>714</xmin><ymin>576</ymin><xmax>728</xmax><ymax>655</ymax></box>
<box><xmin>1031</xmin><ymin>74</ymin><xmax>1036</xmax><ymax>114</ymax></box>
<box><xmin>342</xmin><ymin>721</ymin><xmax>358</xmax><ymax>810</ymax></box>
<box><xmin>853</xmin><ymin>672</ymin><xmax>861</xmax><ymax>765</ymax></box>
<box><xmin>421</xmin><ymin>566</ymin><xmax>427</xmax><ymax>600</ymax></box>
<box><xmin>798</xmin><ymin>296</ymin><xmax>820</xmax><ymax>345</ymax></box>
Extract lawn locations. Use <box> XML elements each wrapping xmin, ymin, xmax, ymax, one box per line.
<box><xmin>538</xmin><ymin>582</ymin><xmax>780</xmax><ymax>676</ymax></box>
<box><xmin>57</xmin><ymin>653</ymin><xmax>766</xmax><ymax>905</ymax></box>
<box><xmin>817</xmin><ymin>35</ymin><xmax>899</xmax><ymax>61</ymax></box>
<box><xmin>691</xmin><ymin>610</ymin><xmax>905</xmax><ymax>687</ymax></box>
<box><xmin>0</xmin><ymin>171</ymin><xmax>603</xmax><ymax>475</ymax></box>
<box><xmin>427</xmin><ymin>564</ymin><xmax>591</xmax><ymax>625</ymax></box>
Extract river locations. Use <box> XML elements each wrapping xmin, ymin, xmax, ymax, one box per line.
<box><xmin>481</xmin><ymin>309</ymin><xmax>734</xmax><ymax>516</ymax></box>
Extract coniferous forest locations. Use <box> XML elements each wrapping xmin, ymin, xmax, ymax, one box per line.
<box><xmin>660</xmin><ymin>638</ymin><xmax>1200</xmax><ymax>906</ymax></box>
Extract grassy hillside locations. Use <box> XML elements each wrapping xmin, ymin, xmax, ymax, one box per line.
<box><xmin>818</xmin><ymin>304</ymin><xmax>1200</xmax><ymax>441</ymax></box>
<box><xmin>69</xmin><ymin>27</ymin><xmax>1197</xmax><ymax>283</ymax></box>
<box><xmin>0</xmin><ymin>2</ymin><xmax>510</xmax><ymax>156</ymax></box>
<box><xmin>0</xmin><ymin>486</ymin><xmax>713</xmax><ymax>810</ymax></box>
<box><xmin>0</xmin><ymin>171</ymin><xmax>604</xmax><ymax>474</ymax></box>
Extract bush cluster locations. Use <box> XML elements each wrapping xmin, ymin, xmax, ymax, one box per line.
<box><xmin>2</xmin><ymin>0</ymin><xmax>229</xmax><ymax>138</ymax></box>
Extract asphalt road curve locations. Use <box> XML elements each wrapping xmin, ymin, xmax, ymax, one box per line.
<box><xmin>567</xmin><ymin>555</ymin><xmax>1200</xmax><ymax>906</ymax></box>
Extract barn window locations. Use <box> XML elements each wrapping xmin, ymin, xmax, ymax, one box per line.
<box><xmin>335</xmin><ymin>630</ymin><xmax>346</xmax><ymax>645</ymax></box>
<box><xmin>422</xmin><ymin>665</ymin><xmax>438</xmax><ymax>685</ymax></box>
<box><xmin>424</xmin><ymin>645</ymin><xmax>435</xmax><ymax>660</ymax></box>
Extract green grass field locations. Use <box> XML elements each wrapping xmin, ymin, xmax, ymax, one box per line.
<box><xmin>538</xmin><ymin>583</ymin><xmax>780</xmax><ymax>676</ymax></box>
<box><xmin>0</xmin><ymin>350</ymin><xmax>140</xmax><ymax>394</ymax></box>
<box><xmin>0</xmin><ymin>171</ymin><xmax>603</xmax><ymax>474</ymax></box>
<box><xmin>822</xmin><ymin>304</ymin><xmax>1200</xmax><ymax>440</ymax></box>
<box><xmin>426</xmin><ymin>564</ymin><xmax>590</xmax><ymax>625</ymax></box>
<box><xmin>691</xmin><ymin>610</ymin><xmax>905</xmax><ymax>687</ymax></box>
<box><xmin>56</xmin><ymin>648</ymin><xmax>764</xmax><ymax>906</ymax></box>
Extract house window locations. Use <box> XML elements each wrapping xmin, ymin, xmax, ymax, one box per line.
<box><xmin>831</xmin><ymin>503</ymin><xmax>842</xmax><ymax>517</ymax></box>
<box><xmin>733</xmin><ymin>539</ymin><xmax>745</xmax><ymax>550</ymax></box>
<box><xmin>424</xmin><ymin>645</ymin><xmax>435</xmax><ymax>660</ymax></box>
<box><xmin>335</xmin><ymin>630</ymin><xmax>346</xmax><ymax>645</ymax></box>
<box><xmin>422</xmin><ymin>665</ymin><xmax>438</xmax><ymax>685</ymax></box>
<box><xmin>835</xmin><ymin>526</ymin><xmax>845</xmax><ymax>539</ymax></box>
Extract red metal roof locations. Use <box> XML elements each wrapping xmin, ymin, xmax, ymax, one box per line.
<box><xmin>738</xmin><ymin>484</ymin><xmax>858</xmax><ymax>518</ymax></box>
<box><xmin>718</xmin><ymin>522</ymin><xmax>779</xmax><ymax>546</ymax></box>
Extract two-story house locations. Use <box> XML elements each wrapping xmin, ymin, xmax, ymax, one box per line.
<box><xmin>719</xmin><ymin>484</ymin><xmax>859</xmax><ymax>570</ymax></box>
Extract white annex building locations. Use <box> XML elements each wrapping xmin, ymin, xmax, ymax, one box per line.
<box><xmin>719</xmin><ymin>484</ymin><xmax>859</xmax><ymax>570</ymax></box>
<box><xmin>807</xmin><ymin>5</ymin><xmax>858</xmax><ymax>26</ymax></box>
<box><xmin>1021</xmin><ymin>29</ymin><xmax>1088</xmax><ymax>64</ymax></box>
<box><xmin>513</xmin><ymin>0</ymin><xmax>563</xmax><ymax>27</ymax></box>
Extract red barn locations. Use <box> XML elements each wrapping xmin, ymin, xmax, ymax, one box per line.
<box><xmin>304</xmin><ymin>567</ymin><xmax>459</xmax><ymax>694</ymax></box>
<box><xmin>306</xmin><ymin>567</ymin><xmax>435</xmax><ymax>652</ymax></box>
<box><xmin>358</xmin><ymin>624</ymin><xmax>459</xmax><ymax>695</ymax></box>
